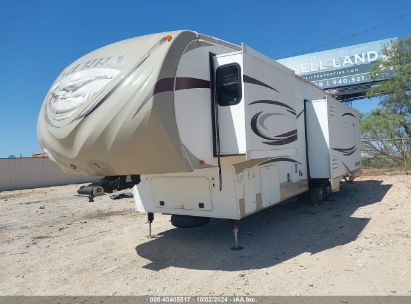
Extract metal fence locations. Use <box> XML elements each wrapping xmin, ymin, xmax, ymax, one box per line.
<box><xmin>2</xmin><ymin>139</ymin><xmax>409</xmax><ymax>191</ymax></box>
<box><xmin>0</xmin><ymin>157</ymin><xmax>99</xmax><ymax>191</ymax></box>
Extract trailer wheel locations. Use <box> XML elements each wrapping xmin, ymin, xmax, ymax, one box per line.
<box><xmin>309</xmin><ymin>186</ymin><xmax>323</xmax><ymax>205</ymax></box>
<box><xmin>321</xmin><ymin>183</ymin><xmax>331</xmax><ymax>201</ymax></box>
<box><xmin>171</xmin><ymin>215</ymin><xmax>210</xmax><ymax>228</ymax></box>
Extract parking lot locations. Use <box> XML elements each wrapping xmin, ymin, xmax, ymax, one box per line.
<box><xmin>1</xmin><ymin>172</ymin><xmax>410</xmax><ymax>295</ymax></box>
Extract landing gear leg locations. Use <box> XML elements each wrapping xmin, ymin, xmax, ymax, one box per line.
<box><xmin>147</xmin><ymin>212</ymin><xmax>154</xmax><ymax>238</ymax></box>
<box><xmin>88</xmin><ymin>194</ymin><xmax>94</xmax><ymax>202</ymax></box>
<box><xmin>230</xmin><ymin>220</ymin><xmax>243</xmax><ymax>251</ymax></box>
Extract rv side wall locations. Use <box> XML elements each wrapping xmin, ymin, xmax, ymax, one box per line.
<box><xmin>327</xmin><ymin>96</ymin><xmax>362</xmax><ymax>180</ymax></box>
<box><xmin>304</xmin><ymin>96</ymin><xmax>362</xmax><ymax>182</ymax></box>
<box><xmin>134</xmin><ymin>167</ymin><xmax>240</xmax><ymax>219</ymax></box>
<box><xmin>305</xmin><ymin>99</ymin><xmax>331</xmax><ymax>179</ymax></box>
<box><xmin>134</xmin><ymin>160</ymin><xmax>307</xmax><ymax>220</ymax></box>
<box><xmin>133</xmin><ymin>36</ymin><xmax>361</xmax><ymax>221</ymax></box>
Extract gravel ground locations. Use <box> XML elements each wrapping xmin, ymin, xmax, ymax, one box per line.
<box><xmin>0</xmin><ymin>173</ymin><xmax>410</xmax><ymax>295</ymax></box>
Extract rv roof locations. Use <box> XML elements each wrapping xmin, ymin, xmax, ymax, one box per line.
<box><xmin>197</xmin><ymin>32</ymin><xmax>241</xmax><ymax>51</ymax></box>
<box><xmin>196</xmin><ymin>31</ymin><xmax>328</xmax><ymax>96</ymax></box>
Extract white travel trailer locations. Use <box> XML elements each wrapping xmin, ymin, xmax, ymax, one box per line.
<box><xmin>38</xmin><ymin>30</ymin><xmax>361</xmax><ymax>248</ymax></box>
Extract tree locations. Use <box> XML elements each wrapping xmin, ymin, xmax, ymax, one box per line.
<box><xmin>361</xmin><ymin>109</ymin><xmax>410</xmax><ymax>166</ymax></box>
<box><xmin>361</xmin><ymin>36</ymin><xmax>411</xmax><ymax>167</ymax></box>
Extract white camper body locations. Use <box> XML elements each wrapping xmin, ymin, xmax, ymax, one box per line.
<box><xmin>38</xmin><ymin>30</ymin><xmax>361</xmax><ymax>222</ymax></box>
<box><xmin>133</xmin><ymin>44</ymin><xmax>361</xmax><ymax>220</ymax></box>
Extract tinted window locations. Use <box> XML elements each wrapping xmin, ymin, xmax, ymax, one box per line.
<box><xmin>216</xmin><ymin>63</ymin><xmax>242</xmax><ymax>106</ymax></box>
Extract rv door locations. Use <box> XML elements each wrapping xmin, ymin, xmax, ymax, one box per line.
<box><xmin>211</xmin><ymin>53</ymin><xmax>246</xmax><ymax>156</ymax></box>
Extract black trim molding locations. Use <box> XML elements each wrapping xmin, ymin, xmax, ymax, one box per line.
<box><xmin>250</xmin><ymin>111</ymin><xmax>298</xmax><ymax>145</ymax></box>
<box><xmin>332</xmin><ymin>145</ymin><xmax>357</xmax><ymax>156</ymax></box>
<box><xmin>243</xmin><ymin>75</ymin><xmax>279</xmax><ymax>93</ymax></box>
<box><xmin>249</xmin><ymin>100</ymin><xmax>296</xmax><ymax>115</ymax></box>
<box><xmin>342</xmin><ymin>112</ymin><xmax>356</xmax><ymax>118</ymax></box>
<box><xmin>260</xmin><ymin>157</ymin><xmax>302</xmax><ymax>166</ymax></box>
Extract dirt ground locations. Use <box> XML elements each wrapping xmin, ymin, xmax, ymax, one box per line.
<box><xmin>1</xmin><ymin>172</ymin><xmax>410</xmax><ymax>295</ymax></box>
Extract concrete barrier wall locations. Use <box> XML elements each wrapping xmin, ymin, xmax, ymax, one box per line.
<box><xmin>0</xmin><ymin>158</ymin><xmax>99</xmax><ymax>191</ymax></box>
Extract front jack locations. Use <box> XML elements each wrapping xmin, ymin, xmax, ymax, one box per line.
<box><xmin>230</xmin><ymin>220</ymin><xmax>243</xmax><ymax>251</ymax></box>
<box><xmin>147</xmin><ymin>212</ymin><xmax>154</xmax><ymax>238</ymax></box>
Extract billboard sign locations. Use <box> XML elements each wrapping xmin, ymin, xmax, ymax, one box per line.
<box><xmin>277</xmin><ymin>38</ymin><xmax>396</xmax><ymax>92</ymax></box>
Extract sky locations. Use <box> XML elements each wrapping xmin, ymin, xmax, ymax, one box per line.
<box><xmin>0</xmin><ymin>0</ymin><xmax>410</xmax><ymax>157</ymax></box>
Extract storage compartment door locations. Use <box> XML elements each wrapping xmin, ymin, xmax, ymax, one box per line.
<box><xmin>150</xmin><ymin>176</ymin><xmax>213</xmax><ymax>211</ymax></box>
<box><xmin>260</xmin><ymin>165</ymin><xmax>280</xmax><ymax>207</ymax></box>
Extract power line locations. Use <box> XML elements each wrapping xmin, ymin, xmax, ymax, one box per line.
<box><xmin>289</xmin><ymin>12</ymin><xmax>410</xmax><ymax>57</ymax></box>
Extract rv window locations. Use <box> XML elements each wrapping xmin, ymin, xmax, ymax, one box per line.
<box><xmin>216</xmin><ymin>63</ymin><xmax>242</xmax><ymax>106</ymax></box>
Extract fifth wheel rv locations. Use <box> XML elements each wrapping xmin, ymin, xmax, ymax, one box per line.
<box><xmin>37</xmin><ymin>30</ymin><xmax>361</xmax><ymax>249</ymax></box>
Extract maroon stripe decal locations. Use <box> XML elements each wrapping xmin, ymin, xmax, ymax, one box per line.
<box><xmin>132</xmin><ymin>77</ymin><xmax>210</xmax><ymax>118</ymax></box>
<box><xmin>153</xmin><ymin>77</ymin><xmax>211</xmax><ymax>94</ymax></box>
<box><xmin>153</xmin><ymin>77</ymin><xmax>174</xmax><ymax>94</ymax></box>
<box><xmin>243</xmin><ymin>75</ymin><xmax>279</xmax><ymax>93</ymax></box>
<box><xmin>176</xmin><ymin>77</ymin><xmax>211</xmax><ymax>90</ymax></box>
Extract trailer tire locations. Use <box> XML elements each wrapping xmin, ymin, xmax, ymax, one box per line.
<box><xmin>309</xmin><ymin>186</ymin><xmax>323</xmax><ymax>206</ymax></box>
<box><xmin>321</xmin><ymin>183</ymin><xmax>331</xmax><ymax>201</ymax></box>
<box><xmin>171</xmin><ymin>215</ymin><xmax>210</xmax><ymax>228</ymax></box>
